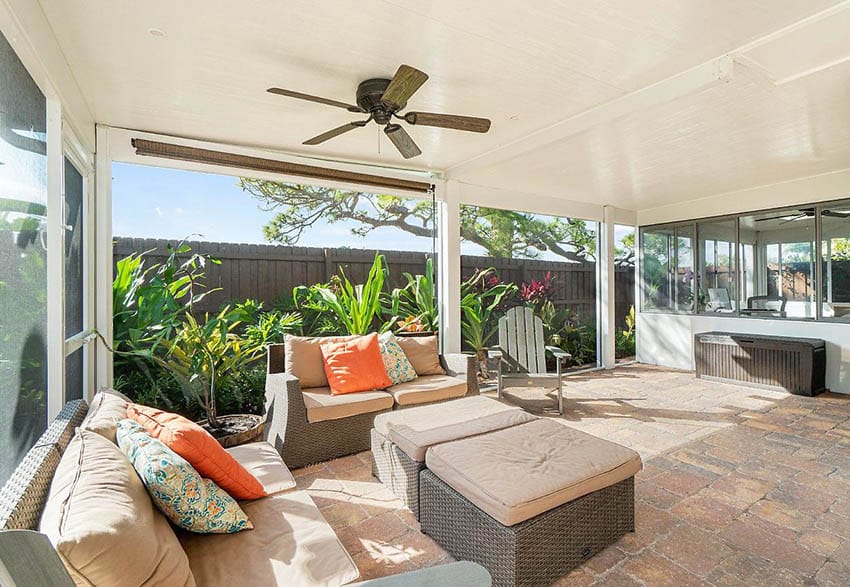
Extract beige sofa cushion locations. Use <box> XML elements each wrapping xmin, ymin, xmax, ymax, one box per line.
<box><xmin>388</xmin><ymin>374</ymin><xmax>466</xmax><ymax>407</ymax></box>
<box><xmin>40</xmin><ymin>430</ymin><xmax>195</xmax><ymax>586</ymax></box>
<box><xmin>426</xmin><ymin>419</ymin><xmax>642</xmax><ymax>526</ymax></box>
<box><xmin>303</xmin><ymin>387</ymin><xmax>393</xmax><ymax>423</ymax></box>
<box><xmin>395</xmin><ymin>335</ymin><xmax>446</xmax><ymax>376</ymax></box>
<box><xmin>227</xmin><ymin>441</ymin><xmax>296</xmax><ymax>495</ymax></box>
<box><xmin>79</xmin><ymin>389</ymin><xmax>130</xmax><ymax>442</ymax></box>
<box><xmin>378</xmin><ymin>398</ymin><xmax>538</xmax><ymax>462</ymax></box>
<box><xmin>285</xmin><ymin>335</ymin><xmax>355</xmax><ymax>388</ymax></box>
<box><xmin>180</xmin><ymin>489</ymin><xmax>359</xmax><ymax>587</ymax></box>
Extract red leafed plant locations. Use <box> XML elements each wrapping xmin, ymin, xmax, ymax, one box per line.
<box><xmin>519</xmin><ymin>271</ymin><xmax>554</xmax><ymax>305</ymax></box>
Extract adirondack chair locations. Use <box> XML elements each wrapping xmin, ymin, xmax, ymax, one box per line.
<box><xmin>489</xmin><ymin>306</ymin><xmax>571</xmax><ymax>414</ymax></box>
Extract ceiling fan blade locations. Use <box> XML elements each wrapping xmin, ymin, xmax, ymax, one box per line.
<box><xmin>381</xmin><ymin>65</ymin><xmax>428</xmax><ymax>111</ymax></box>
<box><xmin>780</xmin><ymin>214</ymin><xmax>806</xmax><ymax>225</ymax></box>
<box><xmin>303</xmin><ymin>120</ymin><xmax>368</xmax><ymax>145</ymax></box>
<box><xmin>384</xmin><ymin>124</ymin><xmax>422</xmax><ymax>159</ymax></box>
<box><xmin>267</xmin><ymin>88</ymin><xmax>362</xmax><ymax>112</ymax></box>
<box><xmin>756</xmin><ymin>215</ymin><xmax>793</xmax><ymax>222</ymax></box>
<box><xmin>404</xmin><ymin>111</ymin><xmax>491</xmax><ymax>133</ymax></box>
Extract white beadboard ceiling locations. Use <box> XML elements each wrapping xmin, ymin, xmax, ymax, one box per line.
<box><xmin>38</xmin><ymin>0</ymin><xmax>850</xmax><ymax>211</ymax></box>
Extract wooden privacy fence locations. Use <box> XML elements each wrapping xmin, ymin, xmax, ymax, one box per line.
<box><xmin>114</xmin><ymin>238</ymin><xmax>636</xmax><ymax>325</ymax></box>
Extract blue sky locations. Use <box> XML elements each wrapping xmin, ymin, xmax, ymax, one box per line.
<box><xmin>112</xmin><ymin>162</ymin><xmax>633</xmax><ymax>259</ymax></box>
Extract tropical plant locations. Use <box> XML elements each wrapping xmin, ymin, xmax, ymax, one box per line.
<box><xmin>386</xmin><ymin>256</ymin><xmax>438</xmax><ymax>332</ymax></box>
<box><xmin>460</xmin><ymin>269</ymin><xmax>517</xmax><ymax>373</ymax></box>
<box><xmin>112</xmin><ymin>241</ymin><xmax>219</xmax><ymax>364</ymax></box>
<box><xmin>141</xmin><ymin>307</ymin><xmax>264</xmax><ymax>429</ymax></box>
<box><xmin>616</xmin><ymin>306</ymin><xmax>636</xmax><ymax>358</ymax></box>
<box><xmin>309</xmin><ymin>253</ymin><xmax>389</xmax><ymax>335</ymax></box>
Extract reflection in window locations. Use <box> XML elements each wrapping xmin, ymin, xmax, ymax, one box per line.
<box><xmin>821</xmin><ymin>203</ymin><xmax>850</xmax><ymax>320</ymax></box>
<box><xmin>0</xmin><ymin>30</ymin><xmax>48</xmax><ymax>484</ymax></box>
<box><xmin>640</xmin><ymin>224</ymin><xmax>694</xmax><ymax>313</ymax></box>
<box><xmin>697</xmin><ymin>219</ymin><xmax>736</xmax><ymax>313</ymax></box>
<box><xmin>739</xmin><ymin>209</ymin><xmax>816</xmax><ymax>319</ymax></box>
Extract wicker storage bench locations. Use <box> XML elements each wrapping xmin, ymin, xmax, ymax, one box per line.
<box><xmin>371</xmin><ymin>396</ymin><xmax>536</xmax><ymax>517</ymax></box>
<box><xmin>419</xmin><ymin>419</ymin><xmax>641</xmax><ymax>587</ymax></box>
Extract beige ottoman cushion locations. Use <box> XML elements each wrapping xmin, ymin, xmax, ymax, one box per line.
<box><xmin>426</xmin><ymin>419</ymin><xmax>642</xmax><ymax>526</ymax></box>
<box><xmin>180</xmin><ymin>489</ymin><xmax>359</xmax><ymax>587</ymax></box>
<box><xmin>374</xmin><ymin>396</ymin><xmax>536</xmax><ymax>462</ymax></box>
<box><xmin>388</xmin><ymin>374</ymin><xmax>467</xmax><ymax>407</ymax></box>
<box><xmin>227</xmin><ymin>441</ymin><xmax>296</xmax><ymax>495</ymax></box>
<box><xmin>303</xmin><ymin>387</ymin><xmax>393</xmax><ymax>423</ymax></box>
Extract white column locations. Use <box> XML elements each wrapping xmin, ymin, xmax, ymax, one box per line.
<box><xmin>599</xmin><ymin>205</ymin><xmax>617</xmax><ymax>369</ymax></box>
<box><xmin>94</xmin><ymin>125</ymin><xmax>114</xmax><ymax>390</ymax></box>
<box><xmin>46</xmin><ymin>99</ymin><xmax>65</xmax><ymax>419</ymax></box>
<box><xmin>438</xmin><ymin>179</ymin><xmax>462</xmax><ymax>353</ymax></box>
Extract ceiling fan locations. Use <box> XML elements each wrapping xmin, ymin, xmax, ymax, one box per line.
<box><xmin>267</xmin><ymin>64</ymin><xmax>491</xmax><ymax>159</ymax></box>
<box><xmin>756</xmin><ymin>207</ymin><xmax>850</xmax><ymax>224</ymax></box>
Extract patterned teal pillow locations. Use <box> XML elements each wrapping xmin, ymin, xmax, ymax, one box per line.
<box><xmin>116</xmin><ymin>419</ymin><xmax>252</xmax><ymax>534</ymax></box>
<box><xmin>379</xmin><ymin>332</ymin><xmax>418</xmax><ymax>385</ymax></box>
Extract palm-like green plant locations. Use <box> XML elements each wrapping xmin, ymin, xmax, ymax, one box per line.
<box><xmin>145</xmin><ymin>307</ymin><xmax>264</xmax><ymax>428</ymax></box>
<box><xmin>311</xmin><ymin>253</ymin><xmax>389</xmax><ymax>335</ymax></box>
<box><xmin>386</xmin><ymin>256</ymin><xmax>438</xmax><ymax>332</ymax></box>
<box><xmin>460</xmin><ymin>269</ymin><xmax>517</xmax><ymax>372</ymax></box>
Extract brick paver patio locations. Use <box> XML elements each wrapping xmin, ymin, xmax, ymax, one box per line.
<box><xmin>292</xmin><ymin>364</ymin><xmax>850</xmax><ymax>586</ymax></box>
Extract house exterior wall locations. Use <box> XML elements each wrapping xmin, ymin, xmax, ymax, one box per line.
<box><xmin>636</xmin><ymin>167</ymin><xmax>850</xmax><ymax>395</ymax></box>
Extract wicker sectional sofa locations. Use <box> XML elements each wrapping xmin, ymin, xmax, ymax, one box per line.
<box><xmin>264</xmin><ymin>335</ymin><xmax>478</xmax><ymax>469</ymax></box>
<box><xmin>0</xmin><ymin>392</ymin><xmax>492</xmax><ymax>587</ymax></box>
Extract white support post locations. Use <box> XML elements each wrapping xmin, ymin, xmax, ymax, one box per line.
<box><xmin>599</xmin><ymin>206</ymin><xmax>617</xmax><ymax>369</ymax></box>
<box><xmin>94</xmin><ymin>125</ymin><xmax>114</xmax><ymax>390</ymax></box>
<box><xmin>45</xmin><ymin>99</ymin><xmax>64</xmax><ymax>419</ymax></box>
<box><xmin>438</xmin><ymin>179</ymin><xmax>462</xmax><ymax>353</ymax></box>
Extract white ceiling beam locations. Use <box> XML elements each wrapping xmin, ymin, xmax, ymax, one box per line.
<box><xmin>446</xmin><ymin>56</ymin><xmax>735</xmax><ymax>180</ymax></box>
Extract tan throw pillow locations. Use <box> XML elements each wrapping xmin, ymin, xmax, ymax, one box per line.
<box><xmin>40</xmin><ymin>430</ymin><xmax>195</xmax><ymax>586</ymax></box>
<box><xmin>79</xmin><ymin>389</ymin><xmax>130</xmax><ymax>443</ymax></box>
<box><xmin>396</xmin><ymin>335</ymin><xmax>446</xmax><ymax>376</ymax></box>
<box><xmin>284</xmin><ymin>335</ymin><xmax>355</xmax><ymax>388</ymax></box>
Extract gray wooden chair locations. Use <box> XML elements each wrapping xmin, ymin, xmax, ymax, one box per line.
<box><xmin>489</xmin><ymin>306</ymin><xmax>571</xmax><ymax>414</ymax></box>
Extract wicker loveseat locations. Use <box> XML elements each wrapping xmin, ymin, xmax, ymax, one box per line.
<box><xmin>265</xmin><ymin>335</ymin><xmax>478</xmax><ymax>469</ymax></box>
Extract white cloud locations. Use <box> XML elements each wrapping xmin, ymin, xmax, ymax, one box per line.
<box><xmin>154</xmin><ymin>206</ymin><xmax>163</xmax><ymax>217</ymax></box>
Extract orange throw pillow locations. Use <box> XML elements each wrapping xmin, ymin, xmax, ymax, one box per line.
<box><xmin>320</xmin><ymin>333</ymin><xmax>393</xmax><ymax>395</ymax></box>
<box><xmin>126</xmin><ymin>405</ymin><xmax>267</xmax><ymax>500</ymax></box>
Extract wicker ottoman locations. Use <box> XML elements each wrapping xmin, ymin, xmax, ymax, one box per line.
<box><xmin>371</xmin><ymin>396</ymin><xmax>536</xmax><ymax>518</ymax></box>
<box><xmin>419</xmin><ymin>419</ymin><xmax>642</xmax><ymax>587</ymax></box>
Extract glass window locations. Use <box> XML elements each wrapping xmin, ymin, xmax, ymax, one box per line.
<box><xmin>459</xmin><ymin>204</ymin><xmax>601</xmax><ymax>369</ymax></box>
<box><xmin>820</xmin><ymin>202</ymin><xmax>850</xmax><ymax>320</ymax></box>
<box><xmin>696</xmin><ymin>218</ymin><xmax>737</xmax><ymax>313</ymax></box>
<box><xmin>0</xmin><ymin>30</ymin><xmax>48</xmax><ymax>484</ymax></box>
<box><xmin>64</xmin><ymin>157</ymin><xmax>84</xmax><ymax>338</ymax></box>
<box><xmin>640</xmin><ymin>224</ymin><xmax>695</xmax><ymax>313</ymax></box>
<box><xmin>739</xmin><ymin>208</ymin><xmax>816</xmax><ymax>319</ymax></box>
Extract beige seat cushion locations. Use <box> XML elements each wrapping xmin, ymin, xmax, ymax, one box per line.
<box><xmin>395</xmin><ymin>336</ymin><xmax>446</xmax><ymax>376</ymax></box>
<box><xmin>391</xmin><ymin>409</ymin><xmax>537</xmax><ymax>462</ymax></box>
<box><xmin>388</xmin><ymin>374</ymin><xmax>466</xmax><ymax>407</ymax></box>
<box><xmin>285</xmin><ymin>335</ymin><xmax>355</xmax><ymax>388</ymax></box>
<box><xmin>426</xmin><ymin>419</ymin><xmax>642</xmax><ymax>526</ymax></box>
<box><xmin>227</xmin><ymin>441</ymin><xmax>296</xmax><ymax>494</ymax></box>
<box><xmin>374</xmin><ymin>396</ymin><xmax>537</xmax><ymax>461</ymax></box>
<box><xmin>79</xmin><ymin>389</ymin><xmax>130</xmax><ymax>442</ymax></box>
<box><xmin>40</xmin><ymin>430</ymin><xmax>195</xmax><ymax>586</ymax></box>
<box><xmin>303</xmin><ymin>387</ymin><xmax>393</xmax><ymax>423</ymax></box>
<box><xmin>180</xmin><ymin>489</ymin><xmax>359</xmax><ymax>587</ymax></box>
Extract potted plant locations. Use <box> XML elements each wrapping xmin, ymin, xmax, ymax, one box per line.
<box><xmin>387</xmin><ymin>257</ymin><xmax>438</xmax><ymax>336</ymax></box>
<box><xmin>148</xmin><ymin>306</ymin><xmax>266</xmax><ymax>447</ymax></box>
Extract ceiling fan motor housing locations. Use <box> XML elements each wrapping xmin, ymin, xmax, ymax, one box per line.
<box><xmin>357</xmin><ymin>78</ymin><xmax>394</xmax><ymax>123</ymax></box>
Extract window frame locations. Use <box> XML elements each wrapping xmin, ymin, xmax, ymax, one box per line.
<box><xmin>640</xmin><ymin>198</ymin><xmax>850</xmax><ymax>323</ymax></box>
<box><xmin>638</xmin><ymin>220</ymin><xmax>697</xmax><ymax>315</ymax></box>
